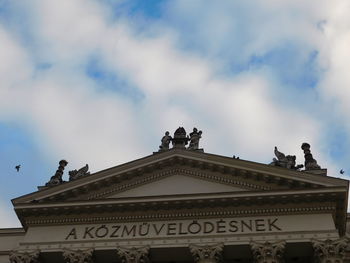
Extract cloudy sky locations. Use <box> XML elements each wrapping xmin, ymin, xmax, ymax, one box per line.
<box><xmin>1</xmin><ymin>0</ymin><xmax>350</xmax><ymax>227</ymax></box>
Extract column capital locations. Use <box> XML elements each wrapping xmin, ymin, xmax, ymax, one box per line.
<box><xmin>250</xmin><ymin>240</ymin><xmax>286</xmax><ymax>263</ymax></box>
<box><xmin>189</xmin><ymin>243</ymin><xmax>224</xmax><ymax>263</ymax></box>
<box><xmin>312</xmin><ymin>238</ymin><xmax>349</xmax><ymax>263</ymax></box>
<box><xmin>62</xmin><ymin>248</ymin><xmax>94</xmax><ymax>263</ymax></box>
<box><xmin>9</xmin><ymin>250</ymin><xmax>40</xmax><ymax>263</ymax></box>
<box><xmin>116</xmin><ymin>246</ymin><xmax>150</xmax><ymax>263</ymax></box>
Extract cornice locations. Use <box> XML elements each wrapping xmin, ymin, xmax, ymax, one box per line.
<box><xmin>14</xmin><ymin>186</ymin><xmax>347</xmax><ymax>211</ymax></box>
<box><xmin>12</xmin><ymin>149</ymin><xmax>348</xmax><ymax>205</ymax></box>
<box><xmin>25</xmin><ymin>205</ymin><xmax>336</xmax><ymax>226</ymax></box>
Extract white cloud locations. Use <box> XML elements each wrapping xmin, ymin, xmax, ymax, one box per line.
<box><xmin>0</xmin><ymin>0</ymin><xmax>349</xmax><ymax>227</ymax></box>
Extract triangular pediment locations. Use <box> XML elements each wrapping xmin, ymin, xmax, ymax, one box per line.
<box><xmin>107</xmin><ymin>174</ymin><xmax>247</xmax><ymax>199</ymax></box>
<box><xmin>12</xmin><ymin>149</ymin><xmax>348</xmax><ymax>205</ymax></box>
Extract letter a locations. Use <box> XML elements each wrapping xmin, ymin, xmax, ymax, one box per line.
<box><xmin>65</xmin><ymin>228</ymin><xmax>77</xmax><ymax>240</ymax></box>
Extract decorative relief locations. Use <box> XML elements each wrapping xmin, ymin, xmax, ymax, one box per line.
<box><xmin>62</xmin><ymin>248</ymin><xmax>94</xmax><ymax>263</ymax></box>
<box><xmin>250</xmin><ymin>240</ymin><xmax>286</xmax><ymax>263</ymax></box>
<box><xmin>116</xmin><ymin>246</ymin><xmax>150</xmax><ymax>263</ymax></box>
<box><xmin>9</xmin><ymin>250</ymin><xmax>40</xmax><ymax>263</ymax></box>
<box><xmin>189</xmin><ymin>243</ymin><xmax>224</xmax><ymax>263</ymax></box>
<box><xmin>312</xmin><ymin>238</ymin><xmax>349</xmax><ymax>263</ymax></box>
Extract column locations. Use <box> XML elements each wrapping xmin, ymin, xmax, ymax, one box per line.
<box><xmin>189</xmin><ymin>243</ymin><xmax>224</xmax><ymax>263</ymax></box>
<box><xmin>116</xmin><ymin>246</ymin><xmax>150</xmax><ymax>263</ymax></box>
<box><xmin>62</xmin><ymin>248</ymin><xmax>94</xmax><ymax>263</ymax></box>
<box><xmin>250</xmin><ymin>241</ymin><xmax>286</xmax><ymax>263</ymax></box>
<box><xmin>9</xmin><ymin>250</ymin><xmax>40</xmax><ymax>263</ymax></box>
<box><xmin>312</xmin><ymin>238</ymin><xmax>349</xmax><ymax>263</ymax></box>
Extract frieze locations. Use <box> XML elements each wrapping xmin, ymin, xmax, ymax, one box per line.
<box><xmin>65</xmin><ymin>218</ymin><xmax>282</xmax><ymax>241</ymax></box>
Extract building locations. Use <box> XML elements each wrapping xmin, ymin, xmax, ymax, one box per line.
<box><xmin>1</xmin><ymin>127</ymin><xmax>350</xmax><ymax>263</ymax></box>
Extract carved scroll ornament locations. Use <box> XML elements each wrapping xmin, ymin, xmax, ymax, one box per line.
<box><xmin>62</xmin><ymin>248</ymin><xmax>94</xmax><ymax>263</ymax></box>
<box><xmin>250</xmin><ymin>241</ymin><xmax>286</xmax><ymax>263</ymax></box>
<box><xmin>116</xmin><ymin>246</ymin><xmax>150</xmax><ymax>263</ymax></box>
<box><xmin>189</xmin><ymin>243</ymin><xmax>224</xmax><ymax>263</ymax></box>
<box><xmin>9</xmin><ymin>250</ymin><xmax>40</xmax><ymax>263</ymax></box>
<box><xmin>312</xmin><ymin>238</ymin><xmax>349</xmax><ymax>263</ymax></box>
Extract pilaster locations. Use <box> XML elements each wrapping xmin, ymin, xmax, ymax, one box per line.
<box><xmin>313</xmin><ymin>238</ymin><xmax>349</xmax><ymax>263</ymax></box>
<box><xmin>62</xmin><ymin>248</ymin><xmax>94</xmax><ymax>263</ymax></box>
<box><xmin>189</xmin><ymin>243</ymin><xmax>224</xmax><ymax>263</ymax></box>
<box><xmin>9</xmin><ymin>250</ymin><xmax>40</xmax><ymax>263</ymax></box>
<box><xmin>250</xmin><ymin>240</ymin><xmax>286</xmax><ymax>263</ymax></box>
<box><xmin>116</xmin><ymin>246</ymin><xmax>150</xmax><ymax>263</ymax></box>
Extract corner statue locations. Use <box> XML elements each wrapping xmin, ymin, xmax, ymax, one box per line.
<box><xmin>270</xmin><ymin>147</ymin><xmax>303</xmax><ymax>170</ymax></box>
<box><xmin>188</xmin><ymin>128</ymin><xmax>202</xmax><ymax>150</ymax></box>
<box><xmin>159</xmin><ymin>131</ymin><xmax>172</xmax><ymax>151</ymax></box>
<box><xmin>69</xmin><ymin>164</ymin><xmax>90</xmax><ymax>181</ymax></box>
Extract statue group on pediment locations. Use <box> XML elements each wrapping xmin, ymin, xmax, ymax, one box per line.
<box><xmin>270</xmin><ymin>143</ymin><xmax>321</xmax><ymax>171</ymax></box>
<box><xmin>44</xmin><ymin>161</ymin><xmax>91</xmax><ymax>188</ymax></box>
<box><xmin>159</xmin><ymin>127</ymin><xmax>203</xmax><ymax>152</ymax></box>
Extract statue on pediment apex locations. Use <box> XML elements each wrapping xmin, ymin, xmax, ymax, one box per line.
<box><xmin>172</xmin><ymin>127</ymin><xmax>189</xmax><ymax>149</ymax></box>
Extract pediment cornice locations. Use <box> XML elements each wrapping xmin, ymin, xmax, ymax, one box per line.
<box><xmin>12</xmin><ymin>149</ymin><xmax>348</xmax><ymax>205</ymax></box>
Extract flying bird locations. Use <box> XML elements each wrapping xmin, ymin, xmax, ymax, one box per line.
<box><xmin>15</xmin><ymin>165</ymin><xmax>21</xmax><ymax>172</ymax></box>
<box><xmin>340</xmin><ymin>169</ymin><xmax>345</xmax><ymax>175</ymax></box>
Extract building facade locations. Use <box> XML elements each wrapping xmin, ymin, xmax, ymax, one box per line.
<box><xmin>1</xmin><ymin>128</ymin><xmax>350</xmax><ymax>262</ymax></box>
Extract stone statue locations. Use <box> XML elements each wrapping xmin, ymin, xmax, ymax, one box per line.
<box><xmin>270</xmin><ymin>147</ymin><xmax>303</xmax><ymax>170</ymax></box>
<box><xmin>45</xmin><ymin>160</ymin><xmax>68</xmax><ymax>186</ymax></box>
<box><xmin>188</xmin><ymin>128</ymin><xmax>202</xmax><ymax>150</ymax></box>
<box><xmin>301</xmin><ymin>143</ymin><xmax>321</xmax><ymax>170</ymax></box>
<box><xmin>158</xmin><ymin>131</ymin><xmax>172</xmax><ymax>151</ymax></box>
<box><xmin>69</xmin><ymin>164</ymin><xmax>90</xmax><ymax>181</ymax></box>
<box><xmin>172</xmin><ymin>127</ymin><xmax>189</xmax><ymax>149</ymax></box>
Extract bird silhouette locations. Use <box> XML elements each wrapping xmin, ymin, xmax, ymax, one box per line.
<box><xmin>340</xmin><ymin>169</ymin><xmax>345</xmax><ymax>175</ymax></box>
<box><xmin>15</xmin><ymin>165</ymin><xmax>21</xmax><ymax>172</ymax></box>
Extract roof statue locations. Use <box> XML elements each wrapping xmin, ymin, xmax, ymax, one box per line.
<box><xmin>158</xmin><ymin>131</ymin><xmax>172</xmax><ymax>152</ymax></box>
<box><xmin>269</xmin><ymin>147</ymin><xmax>303</xmax><ymax>170</ymax></box>
<box><xmin>157</xmin><ymin>127</ymin><xmax>203</xmax><ymax>152</ymax></box>
<box><xmin>172</xmin><ymin>127</ymin><xmax>190</xmax><ymax>149</ymax></box>
<box><xmin>188</xmin><ymin>128</ymin><xmax>202</xmax><ymax>151</ymax></box>
<box><xmin>301</xmin><ymin>143</ymin><xmax>321</xmax><ymax>170</ymax></box>
<box><xmin>69</xmin><ymin>164</ymin><xmax>90</xmax><ymax>181</ymax></box>
<box><xmin>45</xmin><ymin>160</ymin><xmax>68</xmax><ymax>187</ymax></box>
